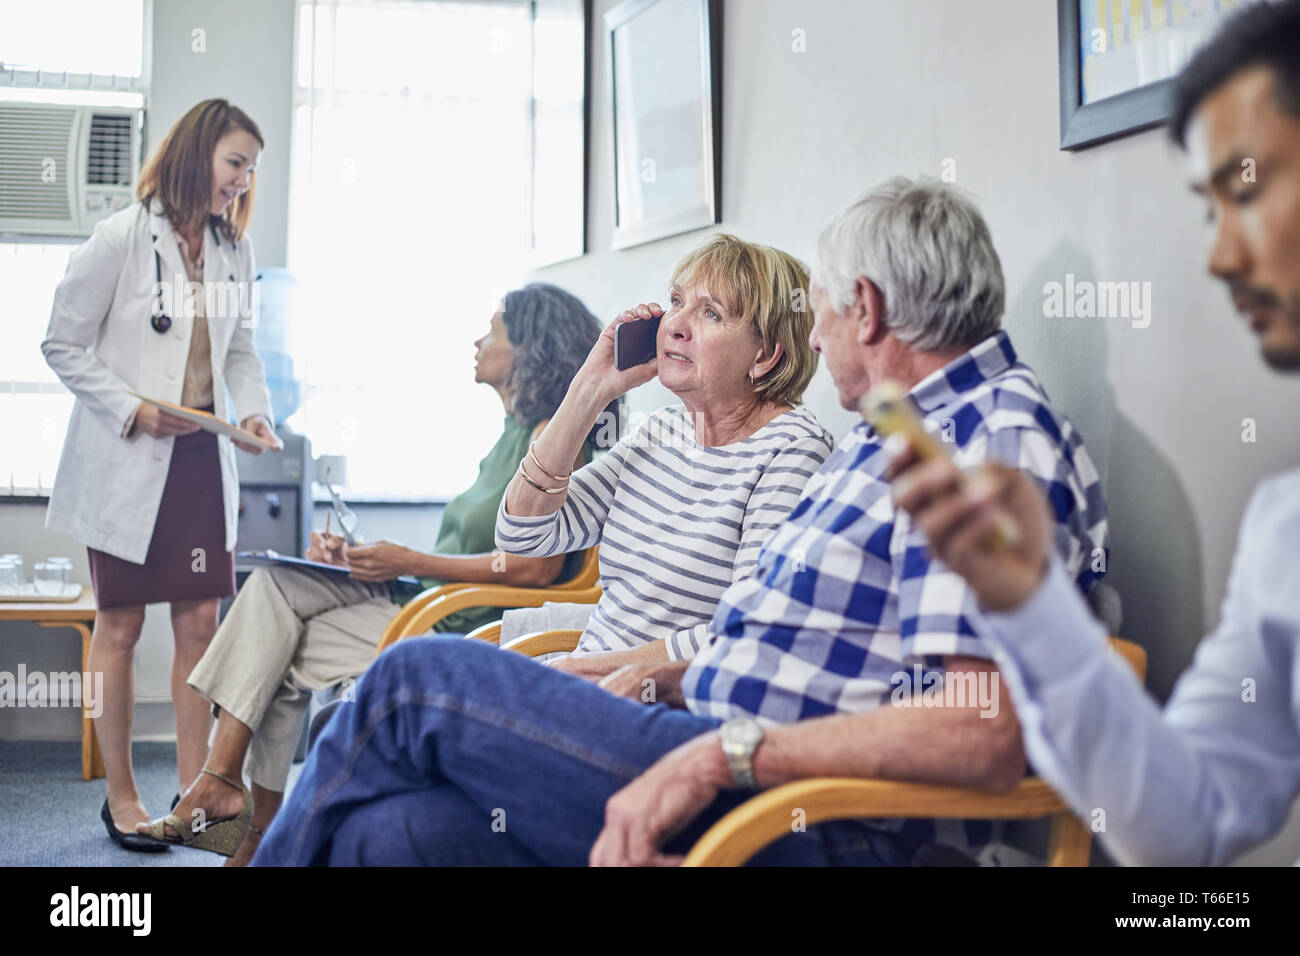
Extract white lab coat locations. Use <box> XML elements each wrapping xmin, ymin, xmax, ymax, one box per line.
<box><xmin>42</xmin><ymin>199</ymin><xmax>273</xmax><ymax>564</ymax></box>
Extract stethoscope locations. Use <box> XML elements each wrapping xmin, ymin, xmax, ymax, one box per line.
<box><xmin>150</xmin><ymin>218</ymin><xmax>237</xmax><ymax>334</ymax></box>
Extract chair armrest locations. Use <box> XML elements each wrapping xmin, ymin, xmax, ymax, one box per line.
<box><xmin>499</xmin><ymin>629</ymin><xmax>583</xmax><ymax>657</ymax></box>
<box><xmin>375</xmin><ymin>584</ymin><xmax>601</xmax><ymax>654</ymax></box>
<box><xmin>682</xmin><ymin>777</ymin><xmax>1070</xmax><ymax>867</ymax></box>
<box><xmin>375</xmin><ymin>583</ymin><xmax>476</xmax><ymax>655</ymax></box>
<box><xmin>681</xmin><ymin>640</ymin><xmax>1140</xmax><ymax>866</ymax></box>
<box><xmin>465</xmin><ymin>622</ymin><xmax>502</xmax><ymax>644</ymax></box>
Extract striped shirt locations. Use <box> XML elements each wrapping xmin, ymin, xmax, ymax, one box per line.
<box><xmin>495</xmin><ymin>404</ymin><xmax>834</xmax><ymax>659</ymax></box>
<box><xmin>682</xmin><ymin>330</ymin><xmax>1108</xmax><ymax>863</ymax></box>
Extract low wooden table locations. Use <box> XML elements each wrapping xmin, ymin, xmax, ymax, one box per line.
<box><xmin>0</xmin><ymin>589</ymin><xmax>104</xmax><ymax>780</ymax></box>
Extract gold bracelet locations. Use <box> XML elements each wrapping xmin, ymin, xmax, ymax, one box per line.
<box><xmin>517</xmin><ymin>463</ymin><xmax>567</xmax><ymax>495</ymax></box>
<box><xmin>528</xmin><ymin>441</ymin><xmax>571</xmax><ymax>483</ymax></box>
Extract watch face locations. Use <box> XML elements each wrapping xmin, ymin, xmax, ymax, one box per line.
<box><xmin>723</xmin><ymin>718</ymin><xmax>763</xmax><ymax>749</ymax></box>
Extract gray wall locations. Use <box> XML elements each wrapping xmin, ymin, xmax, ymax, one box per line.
<box><xmin>525</xmin><ymin>0</ymin><xmax>1300</xmax><ymax>863</ymax></box>
<box><xmin>148</xmin><ymin>0</ymin><xmax>295</xmax><ymax>268</ymax></box>
<box><xmin>537</xmin><ymin>0</ymin><xmax>1300</xmax><ymax>701</ymax></box>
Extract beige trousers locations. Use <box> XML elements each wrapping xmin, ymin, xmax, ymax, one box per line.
<box><xmin>187</xmin><ymin>566</ymin><xmax>395</xmax><ymax>791</ymax></box>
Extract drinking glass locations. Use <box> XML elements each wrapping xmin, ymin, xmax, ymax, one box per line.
<box><xmin>0</xmin><ymin>554</ymin><xmax>24</xmax><ymax>587</ymax></box>
<box><xmin>0</xmin><ymin>560</ymin><xmax>19</xmax><ymax>595</ymax></box>
<box><xmin>34</xmin><ymin>562</ymin><xmax>66</xmax><ymax>596</ymax></box>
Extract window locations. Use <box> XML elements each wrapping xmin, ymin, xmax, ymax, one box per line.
<box><xmin>287</xmin><ymin>0</ymin><xmax>533</xmax><ymax>500</ymax></box>
<box><xmin>0</xmin><ymin>245</ymin><xmax>77</xmax><ymax>493</ymax></box>
<box><xmin>0</xmin><ymin>0</ymin><xmax>146</xmax><ymax>93</ymax></box>
<box><xmin>0</xmin><ymin>0</ymin><xmax>147</xmax><ymax>495</ymax></box>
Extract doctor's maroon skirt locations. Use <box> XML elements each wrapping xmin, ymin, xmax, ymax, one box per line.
<box><xmin>87</xmin><ymin>428</ymin><xmax>235</xmax><ymax>609</ymax></box>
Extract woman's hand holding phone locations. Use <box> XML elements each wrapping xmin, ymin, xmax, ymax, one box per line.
<box><xmin>576</xmin><ymin>303</ymin><xmax>664</xmax><ymax>405</ymax></box>
<box><xmin>514</xmin><ymin>301</ymin><xmax>663</xmax><ymax>519</ymax></box>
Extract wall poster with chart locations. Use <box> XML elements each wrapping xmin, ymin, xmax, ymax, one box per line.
<box><xmin>1058</xmin><ymin>0</ymin><xmax>1259</xmax><ymax>150</ymax></box>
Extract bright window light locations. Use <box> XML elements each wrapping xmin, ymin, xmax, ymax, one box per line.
<box><xmin>287</xmin><ymin>0</ymin><xmax>532</xmax><ymax>501</ymax></box>
<box><xmin>0</xmin><ymin>88</ymin><xmax>145</xmax><ymax>108</ymax></box>
<box><xmin>0</xmin><ymin>0</ymin><xmax>146</xmax><ymax>496</ymax></box>
<box><xmin>0</xmin><ymin>243</ymin><xmax>77</xmax><ymax>495</ymax></box>
<box><xmin>0</xmin><ymin>0</ymin><xmax>144</xmax><ymax>78</ymax></box>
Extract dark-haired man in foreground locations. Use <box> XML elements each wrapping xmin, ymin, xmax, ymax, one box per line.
<box><xmin>891</xmin><ymin>0</ymin><xmax>1300</xmax><ymax>865</ymax></box>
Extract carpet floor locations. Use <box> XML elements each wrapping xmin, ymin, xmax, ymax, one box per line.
<box><xmin>0</xmin><ymin>740</ymin><xmax>302</xmax><ymax>867</ymax></box>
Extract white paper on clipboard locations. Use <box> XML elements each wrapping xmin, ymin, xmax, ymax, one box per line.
<box><xmin>124</xmin><ymin>390</ymin><xmax>277</xmax><ymax>451</ymax></box>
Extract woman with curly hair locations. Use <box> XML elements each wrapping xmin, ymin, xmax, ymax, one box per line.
<box><xmin>138</xmin><ymin>282</ymin><xmax>608</xmax><ymax>864</ymax></box>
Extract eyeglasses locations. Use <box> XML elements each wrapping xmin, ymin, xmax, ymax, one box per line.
<box><xmin>325</xmin><ymin>482</ymin><xmax>361</xmax><ymax>545</ymax></box>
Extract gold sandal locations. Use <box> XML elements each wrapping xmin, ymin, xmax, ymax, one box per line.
<box><xmin>138</xmin><ymin>768</ymin><xmax>252</xmax><ymax>857</ymax></box>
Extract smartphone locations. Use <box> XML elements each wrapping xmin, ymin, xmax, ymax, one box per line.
<box><xmin>858</xmin><ymin>382</ymin><xmax>949</xmax><ymax>463</ymax></box>
<box><xmin>860</xmin><ymin>380</ymin><xmax>1019</xmax><ymax>550</ymax></box>
<box><xmin>614</xmin><ymin>315</ymin><xmax>662</xmax><ymax>370</ymax></box>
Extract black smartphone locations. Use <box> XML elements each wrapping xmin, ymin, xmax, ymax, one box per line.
<box><xmin>614</xmin><ymin>315</ymin><xmax>662</xmax><ymax>370</ymax></box>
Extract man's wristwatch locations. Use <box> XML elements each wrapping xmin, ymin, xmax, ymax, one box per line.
<box><xmin>718</xmin><ymin>717</ymin><xmax>765</xmax><ymax>789</ymax></box>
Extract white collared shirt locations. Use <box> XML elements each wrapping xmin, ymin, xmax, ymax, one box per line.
<box><xmin>976</xmin><ymin>468</ymin><xmax>1300</xmax><ymax>865</ymax></box>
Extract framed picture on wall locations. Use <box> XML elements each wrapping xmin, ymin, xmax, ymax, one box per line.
<box><xmin>527</xmin><ymin>0</ymin><xmax>592</xmax><ymax>267</ymax></box>
<box><xmin>1058</xmin><ymin>0</ymin><xmax>1259</xmax><ymax>150</ymax></box>
<box><xmin>604</xmin><ymin>0</ymin><xmax>722</xmax><ymax>250</ymax></box>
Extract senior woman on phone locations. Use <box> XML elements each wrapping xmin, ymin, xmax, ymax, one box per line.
<box><xmin>41</xmin><ymin>99</ymin><xmax>281</xmax><ymax>852</ymax></box>
<box><xmin>496</xmin><ymin>232</ymin><xmax>834</xmax><ymax>696</ymax></box>
<box><xmin>247</xmin><ymin>232</ymin><xmax>832</xmax><ymax>866</ymax></box>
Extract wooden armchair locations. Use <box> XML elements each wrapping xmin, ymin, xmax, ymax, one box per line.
<box><xmin>681</xmin><ymin>637</ymin><xmax>1147</xmax><ymax>867</ymax></box>
<box><xmin>374</xmin><ymin>547</ymin><xmax>601</xmax><ymax>654</ymax></box>
<box><xmin>487</xmin><ymin>629</ymin><xmax>1146</xmax><ymax>868</ymax></box>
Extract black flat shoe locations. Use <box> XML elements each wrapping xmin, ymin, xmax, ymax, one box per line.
<box><xmin>101</xmin><ymin>799</ymin><xmax>170</xmax><ymax>853</ymax></box>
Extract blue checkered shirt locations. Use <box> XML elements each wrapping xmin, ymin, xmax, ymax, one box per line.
<box><xmin>681</xmin><ymin>330</ymin><xmax>1109</xmax><ymax>863</ymax></box>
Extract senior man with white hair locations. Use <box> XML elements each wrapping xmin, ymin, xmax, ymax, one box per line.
<box><xmin>253</xmin><ymin>178</ymin><xmax>1109</xmax><ymax>867</ymax></box>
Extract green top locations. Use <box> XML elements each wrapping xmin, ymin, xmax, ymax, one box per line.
<box><xmin>391</xmin><ymin>414</ymin><xmax>588</xmax><ymax>634</ymax></box>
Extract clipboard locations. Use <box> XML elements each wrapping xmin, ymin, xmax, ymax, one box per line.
<box><xmin>236</xmin><ymin>551</ymin><xmax>421</xmax><ymax>589</ymax></box>
<box><xmin>125</xmin><ymin>390</ymin><xmax>277</xmax><ymax>451</ymax></box>
<box><xmin>236</xmin><ymin>550</ymin><xmax>352</xmax><ymax>575</ymax></box>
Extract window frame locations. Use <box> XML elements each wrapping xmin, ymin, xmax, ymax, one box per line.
<box><xmin>0</xmin><ymin>0</ymin><xmax>152</xmax><ymax>497</ymax></box>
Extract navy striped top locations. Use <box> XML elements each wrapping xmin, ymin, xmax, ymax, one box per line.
<box><xmin>495</xmin><ymin>404</ymin><xmax>834</xmax><ymax>659</ymax></box>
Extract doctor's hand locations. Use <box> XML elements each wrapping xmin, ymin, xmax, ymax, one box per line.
<box><xmin>236</xmin><ymin>415</ymin><xmax>283</xmax><ymax>455</ymax></box>
<box><xmin>344</xmin><ymin>541</ymin><xmax>416</xmax><ymax>582</ymax></box>
<box><xmin>134</xmin><ymin>403</ymin><xmax>201</xmax><ymax>439</ymax></box>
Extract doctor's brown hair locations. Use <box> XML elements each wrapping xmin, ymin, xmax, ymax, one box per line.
<box><xmin>136</xmin><ymin>99</ymin><xmax>263</xmax><ymax>242</ymax></box>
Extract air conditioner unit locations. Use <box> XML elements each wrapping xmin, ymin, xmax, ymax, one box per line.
<box><xmin>0</xmin><ymin>102</ymin><xmax>143</xmax><ymax>237</ymax></box>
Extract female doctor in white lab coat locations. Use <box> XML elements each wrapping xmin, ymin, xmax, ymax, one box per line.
<box><xmin>41</xmin><ymin>99</ymin><xmax>282</xmax><ymax>852</ymax></box>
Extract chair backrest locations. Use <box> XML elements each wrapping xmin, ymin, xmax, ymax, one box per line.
<box><xmin>1045</xmin><ymin>635</ymin><xmax>1147</xmax><ymax>866</ymax></box>
<box><xmin>559</xmin><ymin>547</ymin><xmax>599</xmax><ymax>590</ymax></box>
<box><xmin>1108</xmin><ymin>636</ymin><xmax>1147</xmax><ymax>681</ymax></box>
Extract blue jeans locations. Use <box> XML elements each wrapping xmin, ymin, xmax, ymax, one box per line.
<box><xmin>251</xmin><ymin>637</ymin><xmax>920</xmax><ymax>866</ymax></box>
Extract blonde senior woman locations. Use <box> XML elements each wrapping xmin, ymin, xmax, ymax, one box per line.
<box><xmin>494</xmin><ymin>232</ymin><xmax>833</xmax><ymax>702</ymax></box>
